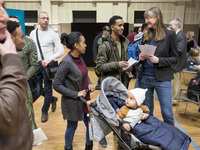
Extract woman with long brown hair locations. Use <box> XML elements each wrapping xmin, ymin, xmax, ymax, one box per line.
<box><xmin>136</xmin><ymin>7</ymin><xmax>179</xmax><ymax>126</ymax></box>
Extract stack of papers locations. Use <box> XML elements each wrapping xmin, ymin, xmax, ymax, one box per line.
<box><xmin>138</xmin><ymin>44</ymin><xmax>157</xmax><ymax>55</ymax></box>
<box><xmin>123</xmin><ymin>57</ymin><xmax>138</xmax><ymax>71</ymax></box>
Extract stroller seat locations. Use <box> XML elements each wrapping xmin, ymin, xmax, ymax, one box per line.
<box><xmin>87</xmin><ymin>77</ymin><xmax>161</xmax><ymax>150</ymax></box>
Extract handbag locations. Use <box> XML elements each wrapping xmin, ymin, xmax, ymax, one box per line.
<box><xmin>88</xmin><ymin>112</ymin><xmax>111</xmax><ymax>141</ymax></box>
<box><xmin>28</xmin><ymin>74</ymin><xmax>43</xmax><ymax>103</ymax></box>
<box><xmin>36</xmin><ymin>29</ymin><xmax>58</xmax><ymax>80</ymax></box>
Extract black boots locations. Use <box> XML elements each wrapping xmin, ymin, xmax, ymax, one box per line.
<box><xmin>85</xmin><ymin>144</ymin><xmax>93</xmax><ymax>150</ymax></box>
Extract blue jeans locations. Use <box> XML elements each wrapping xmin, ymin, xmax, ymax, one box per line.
<box><xmin>37</xmin><ymin>63</ymin><xmax>54</xmax><ymax>114</ymax></box>
<box><xmin>139</xmin><ymin>75</ymin><xmax>174</xmax><ymax>126</ymax></box>
<box><xmin>65</xmin><ymin>114</ymin><xmax>93</xmax><ymax>149</ymax></box>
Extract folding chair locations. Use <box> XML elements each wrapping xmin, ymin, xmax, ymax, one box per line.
<box><xmin>175</xmin><ymin>89</ymin><xmax>200</xmax><ymax>117</ymax></box>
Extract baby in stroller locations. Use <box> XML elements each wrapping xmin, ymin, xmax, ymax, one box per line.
<box><xmin>88</xmin><ymin>77</ymin><xmax>191</xmax><ymax>150</ymax></box>
<box><xmin>109</xmin><ymin>88</ymin><xmax>191</xmax><ymax>150</ymax></box>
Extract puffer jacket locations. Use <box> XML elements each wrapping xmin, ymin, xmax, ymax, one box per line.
<box><xmin>0</xmin><ymin>54</ymin><xmax>33</xmax><ymax>150</ymax></box>
<box><xmin>96</xmin><ymin>34</ymin><xmax>129</xmax><ymax>88</ymax></box>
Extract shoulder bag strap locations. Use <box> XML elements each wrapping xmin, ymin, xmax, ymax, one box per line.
<box><xmin>36</xmin><ymin>29</ymin><xmax>44</xmax><ymax>60</ymax></box>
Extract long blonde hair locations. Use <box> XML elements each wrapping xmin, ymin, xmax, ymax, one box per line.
<box><xmin>143</xmin><ymin>7</ymin><xmax>166</xmax><ymax>42</ymax></box>
<box><xmin>186</xmin><ymin>32</ymin><xmax>194</xmax><ymax>42</ymax></box>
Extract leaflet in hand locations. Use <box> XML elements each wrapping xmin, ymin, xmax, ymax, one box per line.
<box><xmin>123</xmin><ymin>57</ymin><xmax>138</xmax><ymax>71</ymax></box>
<box><xmin>138</xmin><ymin>44</ymin><xmax>157</xmax><ymax>55</ymax></box>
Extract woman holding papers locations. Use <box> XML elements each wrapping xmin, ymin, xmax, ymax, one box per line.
<box><xmin>136</xmin><ymin>7</ymin><xmax>179</xmax><ymax>126</ymax></box>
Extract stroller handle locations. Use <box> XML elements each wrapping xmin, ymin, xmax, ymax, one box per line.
<box><xmin>79</xmin><ymin>89</ymin><xmax>90</xmax><ymax>104</ymax></box>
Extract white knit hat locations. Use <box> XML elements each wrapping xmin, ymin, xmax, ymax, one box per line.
<box><xmin>128</xmin><ymin>88</ymin><xmax>148</xmax><ymax>106</ymax></box>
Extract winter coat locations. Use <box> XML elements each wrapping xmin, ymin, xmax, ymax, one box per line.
<box><xmin>0</xmin><ymin>54</ymin><xmax>33</xmax><ymax>150</ymax></box>
<box><xmin>96</xmin><ymin>34</ymin><xmax>129</xmax><ymax>88</ymax></box>
<box><xmin>53</xmin><ymin>54</ymin><xmax>91</xmax><ymax>121</ymax></box>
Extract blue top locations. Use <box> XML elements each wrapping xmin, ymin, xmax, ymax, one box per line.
<box><xmin>143</xmin><ymin>35</ymin><xmax>158</xmax><ymax>76</ymax></box>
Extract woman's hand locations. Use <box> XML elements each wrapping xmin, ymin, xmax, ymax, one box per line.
<box><xmin>123</xmin><ymin>123</ymin><xmax>131</xmax><ymax>131</ymax></box>
<box><xmin>78</xmin><ymin>90</ymin><xmax>86</xmax><ymax>97</ymax></box>
<box><xmin>88</xmin><ymin>84</ymin><xmax>95</xmax><ymax>92</ymax></box>
<box><xmin>146</xmin><ymin>54</ymin><xmax>159</xmax><ymax>63</ymax></box>
<box><xmin>142</xmin><ymin>113</ymin><xmax>149</xmax><ymax>120</ymax></box>
<box><xmin>139</xmin><ymin>53</ymin><xmax>146</xmax><ymax>61</ymax></box>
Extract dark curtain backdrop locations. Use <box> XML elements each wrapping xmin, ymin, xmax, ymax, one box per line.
<box><xmin>71</xmin><ymin>23</ymin><xmax>129</xmax><ymax>67</ymax></box>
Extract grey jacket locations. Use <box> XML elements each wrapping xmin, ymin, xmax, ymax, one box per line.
<box><xmin>171</xmin><ymin>30</ymin><xmax>188</xmax><ymax>72</ymax></box>
<box><xmin>53</xmin><ymin>54</ymin><xmax>91</xmax><ymax>121</ymax></box>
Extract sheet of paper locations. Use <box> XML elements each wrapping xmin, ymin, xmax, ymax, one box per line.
<box><xmin>193</xmin><ymin>65</ymin><xmax>200</xmax><ymax>70</ymax></box>
<box><xmin>123</xmin><ymin>57</ymin><xmax>138</xmax><ymax>71</ymax></box>
<box><xmin>33</xmin><ymin>128</ymin><xmax>48</xmax><ymax>146</ymax></box>
<box><xmin>138</xmin><ymin>44</ymin><xmax>157</xmax><ymax>55</ymax></box>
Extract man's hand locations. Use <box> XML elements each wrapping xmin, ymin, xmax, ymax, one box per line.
<box><xmin>119</xmin><ymin>61</ymin><xmax>129</xmax><ymax>68</ymax></box>
<box><xmin>123</xmin><ymin>123</ymin><xmax>131</xmax><ymax>131</ymax></box>
<box><xmin>41</xmin><ymin>59</ymin><xmax>51</xmax><ymax>68</ymax></box>
<box><xmin>0</xmin><ymin>30</ymin><xmax>17</xmax><ymax>55</ymax></box>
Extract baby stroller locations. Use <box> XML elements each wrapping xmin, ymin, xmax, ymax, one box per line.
<box><xmin>80</xmin><ymin>77</ymin><xmax>190</xmax><ymax>150</ymax></box>
<box><xmin>80</xmin><ymin>77</ymin><xmax>160</xmax><ymax>150</ymax></box>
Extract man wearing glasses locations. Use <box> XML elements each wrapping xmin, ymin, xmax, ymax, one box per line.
<box><xmin>30</xmin><ymin>12</ymin><xmax>64</xmax><ymax>123</ymax></box>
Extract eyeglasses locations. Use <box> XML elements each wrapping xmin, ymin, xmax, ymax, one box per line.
<box><xmin>40</xmin><ymin>17</ymin><xmax>50</xmax><ymax>21</ymax></box>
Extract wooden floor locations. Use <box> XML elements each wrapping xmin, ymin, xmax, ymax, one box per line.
<box><xmin>33</xmin><ymin>49</ymin><xmax>200</xmax><ymax>150</ymax></box>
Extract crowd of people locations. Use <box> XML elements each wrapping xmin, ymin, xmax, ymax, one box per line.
<box><xmin>0</xmin><ymin>0</ymin><xmax>199</xmax><ymax>149</ymax></box>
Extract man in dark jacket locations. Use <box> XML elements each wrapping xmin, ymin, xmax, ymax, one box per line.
<box><xmin>169</xmin><ymin>18</ymin><xmax>188</xmax><ymax>105</ymax></box>
<box><xmin>0</xmin><ymin>0</ymin><xmax>33</xmax><ymax>149</ymax></box>
<box><xmin>93</xmin><ymin>26</ymin><xmax>110</xmax><ymax>90</ymax></box>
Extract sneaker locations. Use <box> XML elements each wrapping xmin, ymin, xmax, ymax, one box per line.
<box><xmin>99</xmin><ymin>137</ymin><xmax>107</xmax><ymax>148</ymax></box>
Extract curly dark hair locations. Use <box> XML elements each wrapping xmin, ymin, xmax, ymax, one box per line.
<box><xmin>7</xmin><ymin>21</ymin><xmax>20</xmax><ymax>36</ymax></box>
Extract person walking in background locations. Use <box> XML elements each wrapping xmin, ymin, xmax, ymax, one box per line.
<box><xmin>136</xmin><ymin>7</ymin><xmax>179</xmax><ymax>126</ymax></box>
<box><xmin>169</xmin><ymin>18</ymin><xmax>188</xmax><ymax>105</ymax></box>
<box><xmin>0</xmin><ymin>0</ymin><xmax>33</xmax><ymax>148</ymax></box>
<box><xmin>30</xmin><ymin>12</ymin><xmax>64</xmax><ymax>123</ymax></box>
<box><xmin>8</xmin><ymin>15</ymin><xmax>38</xmax><ymax>130</ymax></box>
<box><xmin>53</xmin><ymin>32</ymin><xmax>95</xmax><ymax>150</ymax></box>
<box><xmin>93</xmin><ymin>26</ymin><xmax>110</xmax><ymax>90</ymax></box>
